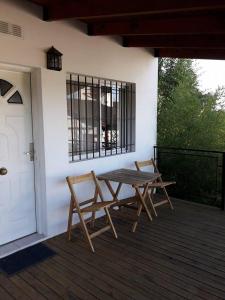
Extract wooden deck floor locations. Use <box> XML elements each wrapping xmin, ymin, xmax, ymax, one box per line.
<box><xmin>1</xmin><ymin>199</ymin><xmax>225</xmax><ymax>300</ymax></box>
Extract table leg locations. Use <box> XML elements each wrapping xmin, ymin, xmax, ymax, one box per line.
<box><xmin>105</xmin><ymin>180</ymin><xmax>122</xmax><ymax>202</ymax></box>
<box><xmin>133</xmin><ymin>184</ymin><xmax>153</xmax><ymax>231</ymax></box>
<box><xmin>147</xmin><ymin>189</ymin><xmax>158</xmax><ymax>217</ymax></box>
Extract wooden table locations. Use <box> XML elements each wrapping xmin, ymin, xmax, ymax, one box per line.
<box><xmin>98</xmin><ymin>168</ymin><xmax>161</xmax><ymax>232</ymax></box>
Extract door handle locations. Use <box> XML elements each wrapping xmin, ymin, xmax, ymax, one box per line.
<box><xmin>24</xmin><ymin>143</ymin><xmax>34</xmax><ymax>161</ymax></box>
<box><xmin>0</xmin><ymin>167</ymin><xmax>8</xmax><ymax>176</ymax></box>
<box><xmin>24</xmin><ymin>152</ymin><xmax>31</xmax><ymax>155</ymax></box>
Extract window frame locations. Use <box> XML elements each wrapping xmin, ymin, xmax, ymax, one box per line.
<box><xmin>67</xmin><ymin>73</ymin><xmax>136</xmax><ymax>162</ymax></box>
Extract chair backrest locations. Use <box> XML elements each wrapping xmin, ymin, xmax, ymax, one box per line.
<box><xmin>66</xmin><ymin>171</ymin><xmax>104</xmax><ymax>212</ymax></box>
<box><xmin>135</xmin><ymin>158</ymin><xmax>159</xmax><ymax>174</ymax></box>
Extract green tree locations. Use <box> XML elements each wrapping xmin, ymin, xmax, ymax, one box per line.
<box><xmin>157</xmin><ymin>58</ymin><xmax>225</xmax><ymax>151</ymax></box>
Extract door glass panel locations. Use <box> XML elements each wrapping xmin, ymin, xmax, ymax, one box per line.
<box><xmin>7</xmin><ymin>91</ymin><xmax>23</xmax><ymax>104</ymax></box>
<box><xmin>0</xmin><ymin>79</ymin><xmax>13</xmax><ymax>96</ymax></box>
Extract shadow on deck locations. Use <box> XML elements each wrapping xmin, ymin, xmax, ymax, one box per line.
<box><xmin>1</xmin><ymin>199</ymin><xmax>225</xmax><ymax>300</ymax></box>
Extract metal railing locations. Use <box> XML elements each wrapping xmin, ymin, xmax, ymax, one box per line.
<box><xmin>154</xmin><ymin>146</ymin><xmax>225</xmax><ymax>210</ymax></box>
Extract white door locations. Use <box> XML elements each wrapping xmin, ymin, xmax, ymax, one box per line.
<box><xmin>0</xmin><ymin>69</ymin><xmax>36</xmax><ymax>245</ymax></box>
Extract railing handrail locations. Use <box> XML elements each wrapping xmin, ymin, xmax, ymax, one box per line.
<box><xmin>154</xmin><ymin>145</ymin><xmax>225</xmax><ymax>155</ymax></box>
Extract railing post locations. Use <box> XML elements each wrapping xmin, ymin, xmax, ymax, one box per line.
<box><xmin>221</xmin><ymin>153</ymin><xmax>225</xmax><ymax>210</ymax></box>
<box><xmin>153</xmin><ymin>146</ymin><xmax>156</xmax><ymax>161</ymax></box>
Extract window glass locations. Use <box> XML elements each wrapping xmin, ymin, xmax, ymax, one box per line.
<box><xmin>67</xmin><ymin>73</ymin><xmax>135</xmax><ymax>162</ymax></box>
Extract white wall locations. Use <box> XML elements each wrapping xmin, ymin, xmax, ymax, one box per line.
<box><xmin>0</xmin><ymin>0</ymin><xmax>158</xmax><ymax>237</ymax></box>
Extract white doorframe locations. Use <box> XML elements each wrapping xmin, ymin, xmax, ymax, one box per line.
<box><xmin>0</xmin><ymin>62</ymin><xmax>48</xmax><ymax>238</ymax></box>
<box><xmin>30</xmin><ymin>68</ymin><xmax>48</xmax><ymax>236</ymax></box>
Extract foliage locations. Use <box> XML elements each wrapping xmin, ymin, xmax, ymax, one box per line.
<box><xmin>157</xmin><ymin>58</ymin><xmax>225</xmax><ymax>151</ymax></box>
<box><xmin>157</xmin><ymin>58</ymin><xmax>225</xmax><ymax>208</ymax></box>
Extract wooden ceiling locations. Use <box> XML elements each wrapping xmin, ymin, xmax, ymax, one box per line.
<box><xmin>29</xmin><ymin>0</ymin><xmax>225</xmax><ymax>59</ymax></box>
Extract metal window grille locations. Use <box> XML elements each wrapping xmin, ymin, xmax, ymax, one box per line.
<box><xmin>67</xmin><ymin>73</ymin><xmax>136</xmax><ymax>162</ymax></box>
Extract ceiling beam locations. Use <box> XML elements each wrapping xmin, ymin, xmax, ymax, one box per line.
<box><xmin>123</xmin><ymin>34</ymin><xmax>225</xmax><ymax>48</ymax></box>
<box><xmin>154</xmin><ymin>48</ymin><xmax>225</xmax><ymax>60</ymax></box>
<box><xmin>34</xmin><ymin>0</ymin><xmax>225</xmax><ymax>21</ymax></box>
<box><xmin>88</xmin><ymin>14</ymin><xmax>225</xmax><ymax>36</ymax></box>
<box><xmin>28</xmin><ymin>0</ymin><xmax>52</xmax><ymax>5</ymax></box>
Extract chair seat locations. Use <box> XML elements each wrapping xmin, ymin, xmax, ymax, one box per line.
<box><xmin>148</xmin><ymin>181</ymin><xmax>176</xmax><ymax>188</ymax></box>
<box><xmin>139</xmin><ymin>181</ymin><xmax>176</xmax><ymax>189</ymax></box>
<box><xmin>81</xmin><ymin>200</ymin><xmax>116</xmax><ymax>213</ymax></box>
<box><xmin>112</xmin><ymin>197</ymin><xmax>137</xmax><ymax>207</ymax></box>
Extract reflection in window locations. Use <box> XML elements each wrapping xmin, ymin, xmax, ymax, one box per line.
<box><xmin>7</xmin><ymin>91</ymin><xmax>23</xmax><ymax>104</ymax></box>
<box><xmin>0</xmin><ymin>79</ymin><xmax>13</xmax><ymax>96</ymax></box>
<box><xmin>67</xmin><ymin>73</ymin><xmax>136</xmax><ymax>162</ymax></box>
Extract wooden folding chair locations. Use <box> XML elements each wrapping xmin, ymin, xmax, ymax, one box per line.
<box><xmin>66</xmin><ymin>171</ymin><xmax>118</xmax><ymax>252</ymax></box>
<box><xmin>135</xmin><ymin>159</ymin><xmax>175</xmax><ymax>216</ymax></box>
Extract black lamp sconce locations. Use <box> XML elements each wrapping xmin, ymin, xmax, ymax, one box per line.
<box><xmin>46</xmin><ymin>46</ymin><xmax>63</xmax><ymax>71</ymax></box>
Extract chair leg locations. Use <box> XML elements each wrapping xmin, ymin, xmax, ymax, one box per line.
<box><xmin>79</xmin><ymin>213</ymin><xmax>95</xmax><ymax>253</ymax></box>
<box><xmin>105</xmin><ymin>213</ymin><xmax>109</xmax><ymax>224</ymax></box>
<box><xmin>67</xmin><ymin>200</ymin><xmax>74</xmax><ymax>241</ymax></box>
<box><xmin>104</xmin><ymin>208</ymin><xmax>118</xmax><ymax>239</ymax></box>
<box><xmin>163</xmin><ymin>187</ymin><xmax>174</xmax><ymax>210</ymax></box>
<box><xmin>132</xmin><ymin>202</ymin><xmax>143</xmax><ymax>233</ymax></box>
<box><xmin>147</xmin><ymin>191</ymin><xmax>158</xmax><ymax>217</ymax></box>
<box><xmin>91</xmin><ymin>211</ymin><xmax>96</xmax><ymax>228</ymax></box>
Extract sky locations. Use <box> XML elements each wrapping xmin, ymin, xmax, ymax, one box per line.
<box><xmin>194</xmin><ymin>59</ymin><xmax>225</xmax><ymax>93</ymax></box>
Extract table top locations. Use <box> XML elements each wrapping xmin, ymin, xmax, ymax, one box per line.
<box><xmin>98</xmin><ymin>168</ymin><xmax>160</xmax><ymax>186</ymax></box>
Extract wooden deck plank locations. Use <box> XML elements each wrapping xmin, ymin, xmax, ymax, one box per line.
<box><xmin>0</xmin><ymin>284</ymin><xmax>14</xmax><ymax>300</ymax></box>
<box><xmin>115</xmin><ymin>222</ymin><xmax>225</xmax><ymax>276</ymax></box>
<box><xmin>110</xmin><ymin>207</ymin><xmax>225</xmax><ymax>271</ymax></box>
<box><xmin>28</xmin><ymin>265</ymin><xmax>69</xmax><ymax>299</ymax></box>
<box><xmin>48</xmin><ymin>239</ymin><xmax>134</xmax><ymax>300</ymax></box>
<box><xmin>74</xmin><ymin>237</ymin><xmax>197</xmax><ymax>300</ymax></box>
<box><xmin>95</xmin><ymin>223</ymin><xmax>225</xmax><ymax>299</ymax></box>
<box><xmin>49</xmin><ymin>237</ymin><xmax>152</xmax><ymax>300</ymax></box>
<box><xmin>37</xmin><ymin>258</ymin><xmax>96</xmax><ymax>300</ymax></box>
<box><xmin>10</xmin><ymin>275</ymin><xmax>46</xmax><ymax>300</ymax></box>
<box><xmin>96</xmin><ymin>233</ymin><xmax>222</xmax><ymax>300</ymax></box>
<box><xmin>48</xmin><ymin>255</ymin><xmax>114</xmax><ymax>300</ymax></box>
<box><xmin>19</xmin><ymin>270</ymin><xmax>62</xmax><ymax>300</ymax></box>
<box><xmin>1</xmin><ymin>199</ymin><xmax>225</xmax><ymax>299</ymax></box>
<box><xmin>0</xmin><ymin>273</ymin><xmax>30</xmax><ymax>300</ymax></box>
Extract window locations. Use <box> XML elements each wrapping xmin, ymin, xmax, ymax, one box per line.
<box><xmin>7</xmin><ymin>91</ymin><xmax>23</xmax><ymax>104</ymax></box>
<box><xmin>0</xmin><ymin>79</ymin><xmax>23</xmax><ymax>104</ymax></box>
<box><xmin>67</xmin><ymin>73</ymin><xmax>136</xmax><ymax>162</ymax></box>
<box><xmin>0</xmin><ymin>79</ymin><xmax>13</xmax><ymax>96</ymax></box>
